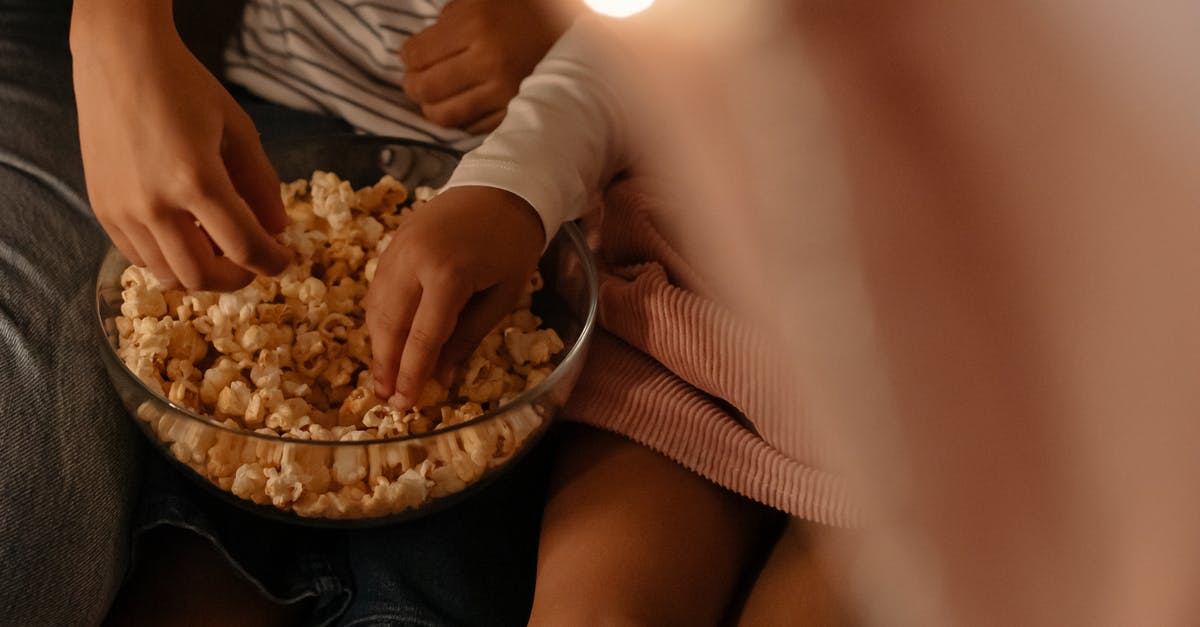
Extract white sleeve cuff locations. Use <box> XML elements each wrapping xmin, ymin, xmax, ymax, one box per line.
<box><xmin>442</xmin><ymin>157</ymin><xmax>574</xmax><ymax>248</ymax></box>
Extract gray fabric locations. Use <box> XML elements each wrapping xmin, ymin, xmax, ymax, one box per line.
<box><xmin>0</xmin><ymin>2</ymin><xmax>143</xmax><ymax>624</ymax></box>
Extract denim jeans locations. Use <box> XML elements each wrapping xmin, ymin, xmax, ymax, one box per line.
<box><xmin>0</xmin><ymin>2</ymin><xmax>546</xmax><ymax>624</ymax></box>
<box><xmin>0</xmin><ymin>2</ymin><xmax>141</xmax><ymax>624</ymax></box>
<box><xmin>136</xmin><ymin>435</ymin><xmax>551</xmax><ymax>627</ymax></box>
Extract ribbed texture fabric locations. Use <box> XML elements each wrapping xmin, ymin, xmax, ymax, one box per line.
<box><xmin>563</xmin><ymin>178</ymin><xmax>857</xmax><ymax>527</ymax></box>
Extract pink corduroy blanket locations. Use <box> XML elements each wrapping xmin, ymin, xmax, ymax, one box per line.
<box><xmin>559</xmin><ymin>177</ymin><xmax>855</xmax><ymax>526</ymax></box>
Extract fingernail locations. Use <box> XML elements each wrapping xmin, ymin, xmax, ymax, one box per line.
<box><xmin>388</xmin><ymin>393</ymin><xmax>411</xmax><ymax>409</ymax></box>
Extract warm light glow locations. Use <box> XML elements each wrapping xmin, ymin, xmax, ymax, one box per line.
<box><xmin>583</xmin><ymin>0</ymin><xmax>654</xmax><ymax>18</ymax></box>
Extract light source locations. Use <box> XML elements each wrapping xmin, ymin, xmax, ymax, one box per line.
<box><xmin>582</xmin><ymin>0</ymin><xmax>654</xmax><ymax>18</ymax></box>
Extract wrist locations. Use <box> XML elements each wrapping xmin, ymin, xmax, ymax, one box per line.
<box><xmin>446</xmin><ymin>185</ymin><xmax>547</xmax><ymax>252</ymax></box>
<box><xmin>495</xmin><ymin>188</ymin><xmax>548</xmax><ymax>252</ymax></box>
<box><xmin>70</xmin><ymin>0</ymin><xmax>176</xmax><ymax>60</ymax></box>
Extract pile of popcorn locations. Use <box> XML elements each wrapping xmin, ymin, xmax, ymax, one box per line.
<box><xmin>116</xmin><ymin>172</ymin><xmax>563</xmax><ymax>519</ymax></box>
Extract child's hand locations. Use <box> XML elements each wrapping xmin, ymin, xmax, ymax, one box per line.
<box><xmin>401</xmin><ymin>0</ymin><xmax>570</xmax><ymax>133</ymax></box>
<box><xmin>71</xmin><ymin>1</ymin><xmax>291</xmax><ymax>291</ymax></box>
<box><xmin>365</xmin><ymin>186</ymin><xmax>545</xmax><ymax>408</ymax></box>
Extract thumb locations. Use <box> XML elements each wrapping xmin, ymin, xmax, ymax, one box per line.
<box><xmin>221</xmin><ymin>105</ymin><xmax>289</xmax><ymax>234</ymax></box>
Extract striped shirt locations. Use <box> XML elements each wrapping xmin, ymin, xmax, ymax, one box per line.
<box><xmin>224</xmin><ymin>0</ymin><xmax>486</xmax><ymax>152</ymax></box>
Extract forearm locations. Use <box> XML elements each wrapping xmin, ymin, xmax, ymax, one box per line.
<box><xmin>69</xmin><ymin>0</ymin><xmax>174</xmax><ymax>58</ymax></box>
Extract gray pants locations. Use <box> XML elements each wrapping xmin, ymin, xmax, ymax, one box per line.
<box><xmin>0</xmin><ymin>2</ymin><xmax>142</xmax><ymax>624</ymax></box>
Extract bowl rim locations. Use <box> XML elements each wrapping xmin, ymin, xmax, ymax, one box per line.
<box><xmin>263</xmin><ymin>132</ymin><xmax>465</xmax><ymax>163</ymax></box>
<box><xmin>94</xmin><ymin>138</ymin><xmax>599</xmax><ymax>446</ymax></box>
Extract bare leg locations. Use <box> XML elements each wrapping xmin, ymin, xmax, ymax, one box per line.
<box><xmin>103</xmin><ymin>527</ymin><xmax>308</xmax><ymax>627</ymax></box>
<box><xmin>735</xmin><ymin>520</ymin><xmax>858</xmax><ymax>627</ymax></box>
<box><xmin>529</xmin><ymin>424</ymin><xmax>776</xmax><ymax>626</ymax></box>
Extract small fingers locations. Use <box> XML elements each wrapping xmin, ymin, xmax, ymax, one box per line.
<box><xmin>401</xmin><ymin>21</ymin><xmax>468</xmax><ymax>71</ymax></box>
<box><xmin>420</xmin><ymin>82</ymin><xmax>509</xmax><ymax>130</ymax></box>
<box><xmin>392</xmin><ymin>278</ymin><xmax>471</xmax><ymax>408</ymax></box>
<box><xmin>365</xmin><ymin>272</ymin><xmax>422</xmax><ymax>400</ymax></box>
<box><xmin>403</xmin><ymin>50</ymin><xmax>481</xmax><ymax>104</ymax></box>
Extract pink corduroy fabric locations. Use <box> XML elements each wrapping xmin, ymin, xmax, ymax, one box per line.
<box><xmin>560</xmin><ymin>176</ymin><xmax>856</xmax><ymax>527</ymax></box>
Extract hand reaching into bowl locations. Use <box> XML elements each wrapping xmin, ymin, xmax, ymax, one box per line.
<box><xmin>71</xmin><ymin>0</ymin><xmax>291</xmax><ymax>292</ymax></box>
<box><xmin>365</xmin><ymin>186</ymin><xmax>545</xmax><ymax>409</ymax></box>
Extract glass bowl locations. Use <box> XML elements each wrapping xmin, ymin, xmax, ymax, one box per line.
<box><xmin>95</xmin><ymin>135</ymin><xmax>598</xmax><ymax>527</ymax></box>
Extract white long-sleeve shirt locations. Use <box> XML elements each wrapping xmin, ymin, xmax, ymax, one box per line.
<box><xmin>441</xmin><ymin>19</ymin><xmax>630</xmax><ymax>242</ymax></box>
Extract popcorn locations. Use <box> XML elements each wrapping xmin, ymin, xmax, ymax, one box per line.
<box><xmin>118</xmin><ymin>317</ymin><xmax>171</xmax><ymax>365</ymax></box>
<box><xmin>506</xmin><ymin>309</ymin><xmax>542</xmax><ymax>333</ymax></box>
<box><xmin>200</xmin><ymin>358</ymin><xmax>244</xmax><ymax>405</ymax></box>
<box><xmin>355</xmin><ymin>174</ymin><xmax>407</xmax><ymax>213</ymax></box>
<box><xmin>459</xmin><ymin>355</ymin><xmax>507</xmax><ymax>403</ymax></box>
<box><xmin>503</xmin><ymin>328</ymin><xmax>564</xmax><ymax>366</ymax></box>
<box><xmin>216</xmin><ymin>381</ymin><xmax>252</xmax><ymax>417</ymax></box>
<box><xmin>413</xmin><ymin>380</ymin><xmax>449</xmax><ymax>409</ymax></box>
<box><xmin>168</xmin><ymin>379</ymin><xmax>200</xmax><ymax>410</ymax></box>
<box><xmin>167</xmin><ymin>323</ymin><xmax>208</xmax><ymax>362</ymax></box>
<box><xmin>231</xmin><ymin>463</ymin><xmax>270</xmax><ymax>505</ymax></box>
<box><xmin>264</xmin><ymin>466</ymin><xmax>304</xmax><ymax>508</ymax></box>
<box><xmin>238</xmin><ymin>324</ymin><xmax>271</xmax><ymax>353</ymax></box>
<box><xmin>293</xmin><ymin>330</ymin><xmax>325</xmax><ymax>362</ymax></box>
<box><xmin>439</xmin><ymin>402</ymin><xmax>484</xmax><ymax>429</ymax></box>
<box><xmin>265</xmin><ymin>397</ymin><xmax>312</xmax><ymax>431</ymax></box>
<box><xmin>120</xmin><ymin>284</ymin><xmax>167</xmax><ymax>319</ymax></box>
<box><xmin>413</xmin><ymin>185</ymin><xmax>436</xmax><ymax>202</ymax></box>
<box><xmin>114</xmin><ymin>171</ymin><xmax>563</xmax><ymax>519</ymax></box>
<box><xmin>339</xmin><ymin>386</ymin><xmax>379</xmax><ymax>425</ymax></box>
<box><xmin>165</xmin><ymin>359</ymin><xmax>198</xmax><ymax>384</ymax></box>
<box><xmin>207</xmin><ymin>432</ymin><xmax>248</xmax><ymax>479</ymax></box>
<box><xmin>356</xmin><ymin>216</ymin><xmax>385</xmax><ymax>248</ymax></box>
<box><xmin>323</xmin><ymin>357</ymin><xmax>357</xmax><ymax>389</ymax></box>
<box><xmin>326</xmin><ymin>280</ymin><xmax>363</xmax><ymax>316</ymax></box>
<box><xmin>297</xmin><ymin>277</ymin><xmax>327</xmax><ymax>304</ymax></box>
<box><xmin>526</xmin><ymin>366</ymin><xmax>553</xmax><ymax>389</ymax></box>
<box><xmin>282</xmin><ymin>444</ymin><xmax>332</xmax><ymax>494</ymax></box>
<box><xmin>317</xmin><ymin>313</ymin><xmax>354</xmax><ymax>341</ymax></box>
<box><xmin>332</xmin><ymin>429</ymin><xmax>369</xmax><ymax>484</ymax></box>
<box><xmin>363</xmin><ymin>258</ymin><xmax>380</xmax><ymax>283</ymax></box>
<box><xmin>243</xmin><ymin>388</ymin><xmax>281</xmax><ymax>427</ymax></box>
<box><xmin>120</xmin><ymin>264</ymin><xmax>163</xmax><ymax>290</ymax></box>
<box><xmin>361</xmin><ymin>404</ymin><xmax>425</xmax><ymax>438</ymax></box>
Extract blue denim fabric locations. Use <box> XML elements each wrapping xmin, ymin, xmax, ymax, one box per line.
<box><xmin>136</xmin><ymin>436</ymin><xmax>551</xmax><ymax>627</ymax></box>
<box><xmin>0</xmin><ymin>2</ymin><xmax>547</xmax><ymax>624</ymax></box>
<box><xmin>0</xmin><ymin>2</ymin><xmax>142</xmax><ymax>624</ymax></box>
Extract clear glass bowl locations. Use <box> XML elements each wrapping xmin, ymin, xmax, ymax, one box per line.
<box><xmin>95</xmin><ymin>135</ymin><xmax>598</xmax><ymax>527</ymax></box>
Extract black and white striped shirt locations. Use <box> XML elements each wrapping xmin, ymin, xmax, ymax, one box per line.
<box><xmin>224</xmin><ymin>0</ymin><xmax>485</xmax><ymax>151</ymax></box>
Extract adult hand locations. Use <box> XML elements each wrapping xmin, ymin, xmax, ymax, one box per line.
<box><xmin>401</xmin><ymin>0</ymin><xmax>569</xmax><ymax>134</ymax></box>
<box><xmin>365</xmin><ymin>186</ymin><xmax>544</xmax><ymax>408</ymax></box>
<box><xmin>72</xmin><ymin>0</ymin><xmax>290</xmax><ymax>291</ymax></box>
